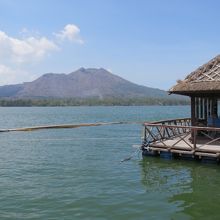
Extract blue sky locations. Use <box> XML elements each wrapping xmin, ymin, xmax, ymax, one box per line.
<box><xmin>0</xmin><ymin>0</ymin><xmax>220</xmax><ymax>89</ymax></box>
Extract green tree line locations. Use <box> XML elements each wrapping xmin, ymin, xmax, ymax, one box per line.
<box><xmin>0</xmin><ymin>97</ymin><xmax>190</xmax><ymax>106</ymax></box>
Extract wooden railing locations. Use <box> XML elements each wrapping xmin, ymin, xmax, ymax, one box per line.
<box><xmin>142</xmin><ymin>118</ymin><xmax>220</xmax><ymax>153</ymax></box>
<box><xmin>142</xmin><ymin>118</ymin><xmax>191</xmax><ymax>146</ymax></box>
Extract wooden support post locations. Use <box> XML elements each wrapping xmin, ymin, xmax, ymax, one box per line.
<box><xmin>144</xmin><ymin>126</ymin><xmax>147</xmax><ymax>145</ymax></box>
<box><xmin>191</xmin><ymin>96</ymin><xmax>195</xmax><ymax>126</ymax></box>
<box><xmin>191</xmin><ymin>96</ymin><xmax>196</xmax><ymax>144</ymax></box>
<box><xmin>193</xmin><ymin>129</ymin><xmax>197</xmax><ymax>150</ymax></box>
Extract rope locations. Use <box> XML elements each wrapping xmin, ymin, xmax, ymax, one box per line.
<box><xmin>120</xmin><ymin>146</ymin><xmax>142</xmax><ymax>163</ymax></box>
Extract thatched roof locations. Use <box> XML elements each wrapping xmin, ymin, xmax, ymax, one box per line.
<box><xmin>169</xmin><ymin>55</ymin><xmax>220</xmax><ymax>95</ymax></box>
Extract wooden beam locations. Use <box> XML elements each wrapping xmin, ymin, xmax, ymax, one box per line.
<box><xmin>191</xmin><ymin>96</ymin><xmax>196</xmax><ymax>126</ymax></box>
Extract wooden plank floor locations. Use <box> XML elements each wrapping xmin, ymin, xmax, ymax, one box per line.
<box><xmin>148</xmin><ymin>134</ymin><xmax>220</xmax><ymax>157</ymax></box>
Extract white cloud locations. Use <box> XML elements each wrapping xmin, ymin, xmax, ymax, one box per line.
<box><xmin>0</xmin><ymin>23</ymin><xmax>84</xmax><ymax>85</ymax></box>
<box><xmin>55</xmin><ymin>24</ymin><xmax>84</xmax><ymax>44</ymax></box>
<box><xmin>0</xmin><ymin>31</ymin><xmax>59</xmax><ymax>63</ymax></box>
<box><xmin>0</xmin><ymin>64</ymin><xmax>35</xmax><ymax>85</ymax></box>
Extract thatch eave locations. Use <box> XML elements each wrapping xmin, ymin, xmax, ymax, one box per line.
<box><xmin>170</xmin><ymin>81</ymin><xmax>220</xmax><ymax>96</ymax></box>
<box><xmin>169</xmin><ymin>55</ymin><xmax>220</xmax><ymax>96</ymax></box>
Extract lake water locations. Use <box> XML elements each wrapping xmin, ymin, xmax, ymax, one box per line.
<box><xmin>0</xmin><ymin>106</ymin><xmax>220</xmax><ymax>219</ymax></box>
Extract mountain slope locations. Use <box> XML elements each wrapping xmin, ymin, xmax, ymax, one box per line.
<box><xmin>0</xmin><ymin>68</ymin><xmax>181</xmax><ymax>99</ymax></box>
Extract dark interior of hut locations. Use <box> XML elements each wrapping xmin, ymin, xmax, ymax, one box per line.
<box><xmin>192</xmin><ymin>96</ymin><xmax>220</xmax><ymax>140</ymax></box>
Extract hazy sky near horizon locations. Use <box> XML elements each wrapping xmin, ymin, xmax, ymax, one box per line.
<box><xmin>0</xmin><ymin>0</ymin><xmax>220</xmax><ymax>89</ymax></box>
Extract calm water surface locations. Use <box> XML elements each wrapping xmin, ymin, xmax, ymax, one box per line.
<box><xmin>0</xmin><ymin>106</ymin><xmax>220</xmax><ymax>220</ymax></box>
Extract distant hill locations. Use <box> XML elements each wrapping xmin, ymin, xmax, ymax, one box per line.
<box><xmin>0</xmin><ymin>68</ymin><xmax>184</xmax><ymax>100</ymax></box>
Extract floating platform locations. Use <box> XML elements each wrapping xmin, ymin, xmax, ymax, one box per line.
<box><xmin>142</xmin><ymin>118</ymin><xmax>220</xmax><ymax>163</ymax></box>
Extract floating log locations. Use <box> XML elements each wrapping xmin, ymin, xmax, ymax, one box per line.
<box><xmin>0</xmin><ymin>121</ymin><xmax>142</xmax><ymax>133</ymax></box>
<box><xmin>170</xmin><ymin>149</ymin><xmax>195</xmax><ymax>155</ymax></box>
<box><xmin>194</xmin><ymin>152</ymin><xmax>218</xmax><ymax>158</ymax></box>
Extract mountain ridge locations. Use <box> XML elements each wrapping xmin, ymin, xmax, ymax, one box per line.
<box><xmin>0</xmin><ymin>68</ymin><xmax>182</xmax><ymax>100</ymax></box>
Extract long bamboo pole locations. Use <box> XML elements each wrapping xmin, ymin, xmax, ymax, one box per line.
<box><xmin>0</xmin><ymin>121</ymin><xmax>142</xmax><ymax>132</ymax></box>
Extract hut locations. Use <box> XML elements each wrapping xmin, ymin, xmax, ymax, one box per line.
<box><xmin>169</xmin><ymin>55</ymin><xmax>220</xmax><ymax>128</ymax></box>
<box><xmin>142</xmin><ymin>55</ymin><xmax>220</xmax><ymax>161</ymax></box>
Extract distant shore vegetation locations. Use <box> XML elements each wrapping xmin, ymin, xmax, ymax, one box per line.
<box><xmin>0</xmin><ymin>97</ymin><xmax>189</xmax><ymax>106</ymax></box>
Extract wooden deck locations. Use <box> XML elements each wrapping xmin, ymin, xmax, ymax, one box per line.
<box><xmin>142</xmin><ymin>118</ymin><xmax>220</xmax><ymax>160</ymax></box>
<box><xmin>148</xmin><ymin>134</ymin><xmax>220</xmax><ymax>158</ymax></box>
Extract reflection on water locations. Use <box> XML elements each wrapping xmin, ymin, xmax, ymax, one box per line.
<box><xmin>140</xmin><ymin>157</ymin><xmax>220</xmax><ymax>220</ymax></box>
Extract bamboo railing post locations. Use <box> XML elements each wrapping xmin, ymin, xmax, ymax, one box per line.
<box><xmin>144</xmin><ymin>126</ymin><xmax>147</xmax><ymax>145</ymax></box>
<box><xmin>193</xmin><ymin>129</ymin><xmax>197</xmax><ymax>150</ymax></box>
